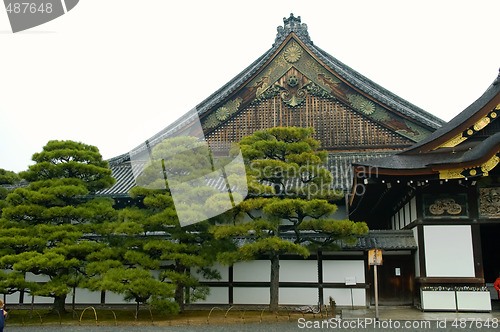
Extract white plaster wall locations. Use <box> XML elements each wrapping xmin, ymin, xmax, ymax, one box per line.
<box><xmin>280</xmin><ymin>260</ymin><xmax>317</xmax><ymax>282</ymax></box>
<box><xmin>31</xmin><ymin>296</ymin><xmax>52</xmax><ymax>304</ymax></box>
<box><xmin>410</xmin><ymin>197</ymin><xmax>417</xmax><ymax>223</ymax></box>
<box><xmin>323</xmin><ymin>260</ymin><xmax>364</xmax><ymax>283</ymax></box>
<box><xmin>399</xmin><ymin>209</ymin><xmax>404</xmax><ymax>229</ymax></box>
<box><xmin>424</xmin><ymin>225</ymin><xmax>475</xmax><ymax>277</ymax></box>
<box><xmin>25</xmin><ymin>272</ymin><xmax>50</xmax><ymax>282</ymax></box>
<box><xmin>197</xmin><ymin>287</ymin><xmax>228</xmax><ymax>304</ymax></box>
<box><xmin>191</xmin><ymin>263</ymin><xmax>229</xmax><ymax>282</ymax></box>
<box><xmin>323</xmin><ymin>288</ymin><xmax>365</xmax><ymax>306</ymax></box>
<box><xmin>233</xmin><ymin>287</ymin><xmax>268</xmax><ymax>304</ymax></box>
<box><xmin>65</xmin><ymin>288</ymin><xmax>101</xmax><ymax>304</ymax></box>
<box><xmin>404</xmin><ymin>203</ymin><xmax>411</xmax><ymax>227</ymax></box>
<box><xmin>279</xmin><ymin>287</ymin><xmax>317</xmax><ymax>305</ymax></box>
<box><xmin>233</xmin><ymin>260</ymin><xmax>270</xmax><ymax>282</ymax></box>
<box><xmin>104</xmin><ymin>291</ymin><xmax>128</xmax><ymax>304</ymax></box>
<box><xmin>5</xmin><ymin>292</ymin><xmax>20</xmax><ymax>304</ymax></box>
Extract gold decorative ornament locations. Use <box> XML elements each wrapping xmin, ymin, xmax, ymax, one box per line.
<box><xmin>212</xmin><ymin>98</ymin><xmax>242</xmax><ymax>123</ymax></box>
<box><xmin>429</xmin><ymin>198</ymin><xmax>462</xmax><ymax>215</ymax></box>
<box><xmin>202</xmin><ymin>113</ymin><xmax>219</xmax><ymax>129</ymax></box>
<box><xmin>225</xmin><ymin>98</ymin><xmax>242</xmax><ymax>115</ymax></box>
<box><xmin>283</xmin><ymin>42</ymin><xmax>303</xmax><ymax>63</ymax></box>
<box><xmin>360</xmin><ymin>100</ymin><xmax>376</xmax><ymax>115</ymax></box>
<box><xmin>439</xmin><ymin>153</ymin><xmax>500</xmax><ymax>179</ymax></box>
<box><xmin>473</xmin><ymin>117</ymin><xmax>491</xmax><ymax>131</ymax></box>
<box><xmin>438</xmin><ymin>133</ymin><xmax>467</xmax><ymax>148</ymax></box>
<box><xmin>346</xmin><ymin>94</ymin><xmax>376</xmax><ymax>115</ymax></box>
<box><xmin>481</xmin><ymin>155</ymin><xmax>500</xmax><ymax>175</ymax></box>
<box><xmin>437</xmin><ymin>105</ymin><xmax>500</xmax><ymax>149</ymax></box>
<box><xmin>216</xmin><ymin>107</ymin><xmax>230</xmax><ymax>121</ymax></box>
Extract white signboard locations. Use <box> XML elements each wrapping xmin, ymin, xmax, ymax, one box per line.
<box><xmin>345</xmin><ymin>277</ymin><xmax>356</xmax><ymax>286</ymax></box>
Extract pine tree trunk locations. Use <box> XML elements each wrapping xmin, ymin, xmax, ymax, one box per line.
<box><xmin>52</xmin><ymin>294</ymin><xmax>67</xmax><ymax>314</ymax></box>
<box><xmin>269</xmin><ymin>254</ymin><xmax>280</xmax><ymax>312</ymax></box>
<box><xmin>175</xmin><ymin>282</ymin><xmax>185</xmax><ymax>312</ymax></box>
<box><xmin>72</xmin><ymin>287</ymin><xmax>76</xmax><ymax>318</ymax></box>
<box><xmin>175</xmin><ymin>263</ymin><xmax>186</xmax><ymax>312</ymax></box>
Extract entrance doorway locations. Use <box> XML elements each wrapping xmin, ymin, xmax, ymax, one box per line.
<box><xmin>480</xmin><ymin>223</ymin><xmax>500</xmax><ymax>300</ymax></box>
<box><xmin>368</xmin><ymin>253</ymin><xmax>415</xmax><ymax>306</ymax></box>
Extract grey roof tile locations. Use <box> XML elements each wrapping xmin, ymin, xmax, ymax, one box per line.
<box><xmin>232</xmin><ymin>230</ymin><xmax>417</xmax><ymax>251</ymax></box>
<box><xmin>98</xmin><ymin>152</ymin><xmax>397</xmax><ymax>196</ymax></box>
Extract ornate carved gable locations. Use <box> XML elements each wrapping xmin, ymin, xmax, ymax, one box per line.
<box><xmin>102</xmin><ymin>14</ymin><xmax>445</xmax><ymax>197</ymax></box>
<box><xmin>201</xmin><ymin>36</ymin><xmax>432</xmax><ymax>153</ymax></box>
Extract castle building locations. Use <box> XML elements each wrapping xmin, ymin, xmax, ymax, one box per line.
<box><xmin>91</xmin><ymin>14</ymin><xmax>450</xmax><ymax>308</ymax></box>
<box><xmin>350</xmin><ymin>71</ymin><xmax>500</xmax><ymax>311</ymax></box>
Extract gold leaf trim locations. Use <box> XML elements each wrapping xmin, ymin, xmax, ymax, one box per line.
<box><xmin>473</xmin><ymin>117</ymin><xmax>491</xmax><ymax>131</ymax></box>
<box><xmin>438</xmin><ymin>111</ymin><xmax>497</xmax><ymax>149</ymax></box>
<box><xmin>439</xmin><ymin>133</ymin><xmax>467</xmax><ymax>148</ymax></box>
<box><xmin>481</xmin><ymin>155</ymin><xmax>500</xmax><ymax>175</ymax></box>
<box><xmin>439</xmin><ymin>154</ymin><xmax>500</xmax><ymax>179</ymax></box>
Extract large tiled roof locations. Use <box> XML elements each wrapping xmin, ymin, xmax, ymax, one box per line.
<box><xmin>98</xmin><ymin>151</ymin><xmax>397</xmax><ymax>197</ymax></box>
<box><xmin>108</xmin><ymin>14</ymin><xmax>443</xmax><ymax>169</ymax></box>
<box><xmin>353</xmin><ymin>71</ymin><xmax>500</xmax><ymax>172</ymax></box>
<box><xmin>97</xmin><ymin>165</ymin><xmax>136</xmax><ymax>196</ymax></box>
<box><xmin>309</xmin><ymin>45</ymin><xmax>444</xmax><ymax>130</ymax></box>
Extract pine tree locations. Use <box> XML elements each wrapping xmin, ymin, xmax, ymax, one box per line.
<box><xmin>212</xmin><ymin>127</ymin><xmax>368</xmax><ymax>311</ymax></box>
<box><xmin>109</xmin><ymin>137</ymin><xmax>235</xmax><ymax>312</ymax></box>
<box><xmin>0</xmin><ymin>140</ymin><xmax>116</xmax><ymax>313</ymax></box>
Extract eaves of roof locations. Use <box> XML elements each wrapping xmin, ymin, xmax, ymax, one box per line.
<box><xmin>353</xmin><ymin>132</ymin><xmax>500</xmax><ymax>174</ymax></box>
<box><xmin>403</xmin><ymin>70</ymin><xmax>500</xmax><ymax>154</ymax></box>
<box><xmin>233</xmin><ymin>229</ymin><xmax>417</xmax><ymax>251</ymax></box>
<box><xmin>352</xmin><ymin>72</ymin><xmax>500</xmax><ymax>174</ymax></box>
<box><xmin>99</xmin><ymin>151</ymin><xmax>397</xmax><ymax>196</ymax></box>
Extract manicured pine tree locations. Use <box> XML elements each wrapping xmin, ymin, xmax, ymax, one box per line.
<box><xmin>111</xmin><ymin>136</ymin><xmax>235</xmax><ymax>312</ymax></box>
<box><xmin>84</xmin><ymin>239</ymin><xmax>177</xmax><ymax>319</ymax></box>
<box><xmin>0</xmin><ymin>169</ymin><xmax>20</xmax><ymax>186</ymax></box>
<box><xmin>211</xmin><ymin>127</ymin><xmax>368</xmax><ymax>312</ymax></box>
<box><xmin>0</xmin><ymin>140</ymin><xmax>116</xmax><ymax>313</ymax></box>
<box><xmin>0</xmin><ymin>168</ymin><xmax>20</xmax><ymax>217</ymax></box>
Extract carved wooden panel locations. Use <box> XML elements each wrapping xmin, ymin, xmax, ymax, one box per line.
<box><xmin>204</xmin><ymin>95</ymin><xmax>414</xmax><ymax>154</ymax></box>
<box><xmin>479</xmin><ymin>187</ymin><xmax>500</xmax><ymax>218</ymax></box>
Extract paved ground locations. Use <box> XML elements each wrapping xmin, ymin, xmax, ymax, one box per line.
<box><xmin>341</xmin><ymin>305</ymin><xmax>500</xmax><ymax>321</ymax></box>
<box><xmin>6</xmin><ymin>305</ymin><xmax>500</xmax><ymax>331</ymax></box>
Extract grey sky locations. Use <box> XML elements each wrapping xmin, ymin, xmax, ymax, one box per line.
<box><xmin>1</xmin><ymin>0</ymin><xmax>499</xmax><ymax>172</ymax></box>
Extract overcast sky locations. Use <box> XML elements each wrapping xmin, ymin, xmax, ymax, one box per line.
<box><xmin>1</xmin><ymin>0</ymin><xmax>499</xmax><ymax>172</ymax></box>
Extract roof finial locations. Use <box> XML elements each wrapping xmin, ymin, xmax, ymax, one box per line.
<box><xmin>275</xmin><ymin>13</ymin><xmax>311</xmax><ymax>46</ymax></box>
<box><xmin>283</xmin><ymin>13</ymin><xmax>301</xmax><ymax>28</ymax></box>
